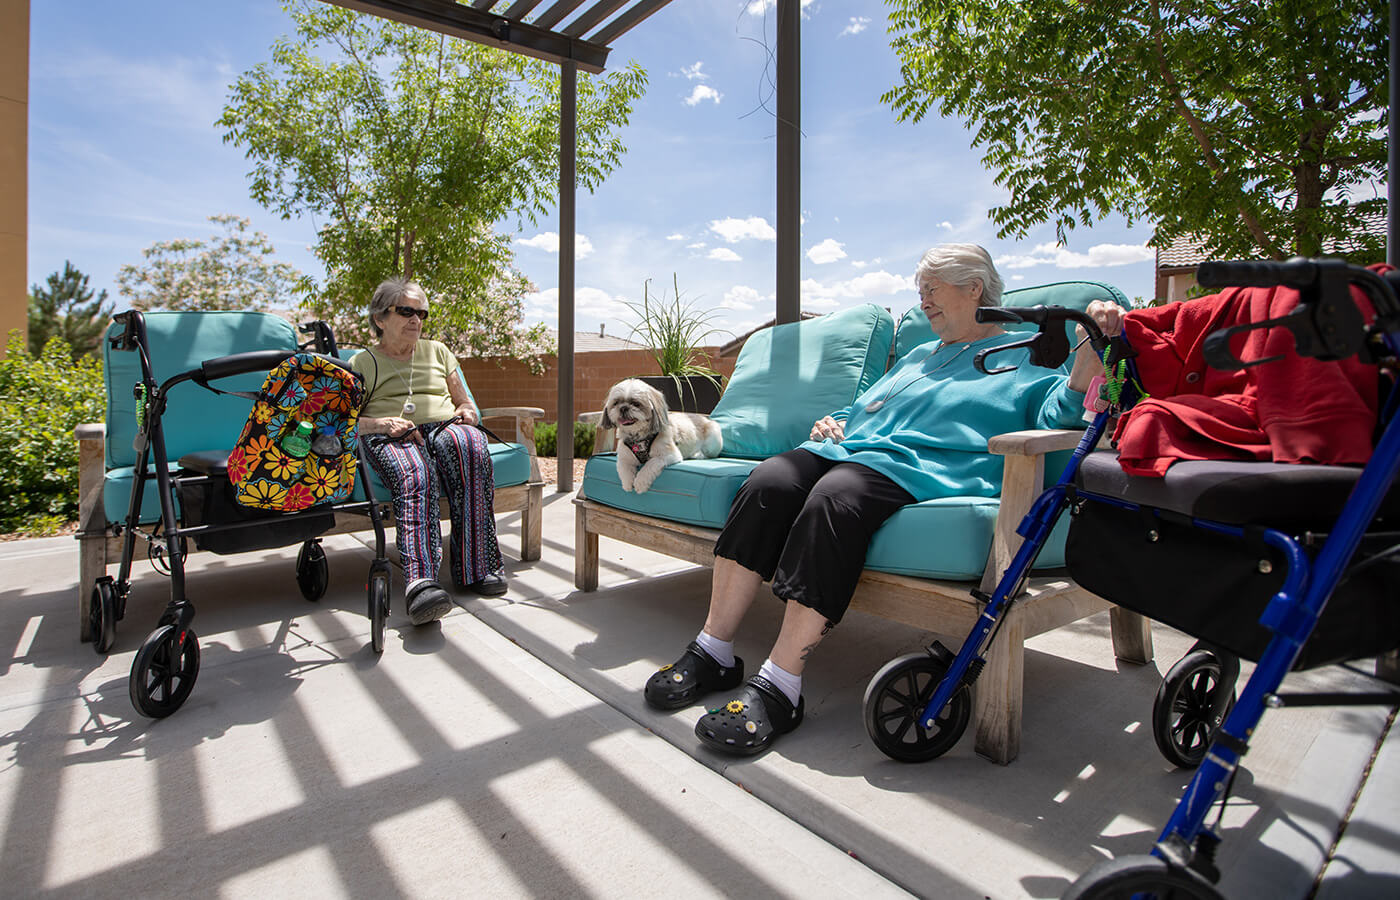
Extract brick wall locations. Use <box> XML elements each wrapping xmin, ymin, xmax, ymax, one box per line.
<box><xmin>458</xmin><ymin>347</ymin><xmax>736</xmax><ymax>423</ymax></box>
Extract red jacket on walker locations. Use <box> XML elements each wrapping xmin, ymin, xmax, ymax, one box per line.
<box><xmin>1113</xmin><ymin>278</ymin><xmax>1381</xmax><ymax>477</ymax></box>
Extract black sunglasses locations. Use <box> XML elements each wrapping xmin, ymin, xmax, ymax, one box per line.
<box><xmin>393</xmin><ymin>305</ymin><xmax>429</xmax><ymax>321</ymax></box>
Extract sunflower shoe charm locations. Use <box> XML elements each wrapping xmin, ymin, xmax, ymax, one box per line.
<box><xmin>694</xmin><ymin>674</ymin><xmax>805</xmax><ymax>756</ymax></box>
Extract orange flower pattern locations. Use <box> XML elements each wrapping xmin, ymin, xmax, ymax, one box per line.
<box><xmin>228</xmin><ymin>353</ymin><xmax>365</xmax><ymax>511</ymax></box>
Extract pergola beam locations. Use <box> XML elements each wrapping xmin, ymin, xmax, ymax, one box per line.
<box><xmin>323</xmin><ymin>0</ymin><xmax>610</xmax><ymax>72</ymax></box>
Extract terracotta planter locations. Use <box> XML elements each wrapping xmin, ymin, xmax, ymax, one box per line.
<box><xmin>638</xmin><ymin>374</ymin><xmax>723</xmax><ymax>414</ymax></box>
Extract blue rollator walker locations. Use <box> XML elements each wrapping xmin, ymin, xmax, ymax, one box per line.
<box><xmin>861</xmin><ymin>258</ymin><xmax>1400</xmax><ymax>898</ymax></box>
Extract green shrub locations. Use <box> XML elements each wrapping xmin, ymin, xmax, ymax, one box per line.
<box><xmin>0</xmin><ymin>332</ymin><xmax>105</xmax><ymax>534</ymax></box>
<box><xmin>533</xmin><ymin>421</ymin><xmax>596</xmax><ymax>458</ymax></box>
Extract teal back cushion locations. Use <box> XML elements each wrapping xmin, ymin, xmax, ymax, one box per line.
<box><xmin>709</xmin><ymin>303</ymin><xmax>895</xmax><ymax>459</ymax></box>
<box><xmin>892</xmin><ymin>280</ymin><xmax>1129</xmax><ymax>359</ymax></box>
<box><xmin>104</xmin><ymin>311</ymin><xmax>301</xmax><ymax>469</ymax></box>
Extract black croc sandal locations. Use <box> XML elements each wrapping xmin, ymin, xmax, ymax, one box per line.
<box><xmin>644</xmin><ymin>641</ymin><xmax>744</xmax><ymax>710</ymax></box>
<box><xmin>694</xmin><ymin>674</ymin><xmax>804</xmax><ymax>756</ymax></box>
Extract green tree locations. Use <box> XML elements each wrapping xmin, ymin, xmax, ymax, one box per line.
<box><xmin>116</xmin><ymin>213</ymin><xmax>305</xmax><ymax>311</ymax></box>
<box><xmin>27</xmin><ymin>262</ymin><xmax>113</xmax><ymax>359</ymax></box>
<box><xmin>218</xmin><ymin>1</ymin><xmax>646</xmax><ymax>351</ymax></box>
<box><xmin>0</xmin><ymin>332</ymin><xmax>105</xmax><ymax>534</ymax></box>
<box><xmin>884</xmin><ymin>0</ymin><xmax>1387</xmax><ymax>262</ymax></box>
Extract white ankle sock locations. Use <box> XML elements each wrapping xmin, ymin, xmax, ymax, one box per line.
<box><xmin>694</xmin><ymin>630</ymin><xmax>735</xmax><ymax>669</ymax></box>
<box><xmin>758</xmin><ymin>658</ymin><xmax>802</xmax><ymax>706</ymax></box>
<box><xmin>405</xmin><ymin>577</ymin><xmax>432</xmax><ymax>597</ymax></box>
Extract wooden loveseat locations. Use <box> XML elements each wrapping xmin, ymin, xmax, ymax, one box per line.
<box><xmin>75</xmin><ymin>310</ymin><xmax>544</xmax><ymax>645</ymax></box>
<box><xmin>574</xmin><ymin>288</ymin><xmax>1154</xmax><ymax>764</ymax></box>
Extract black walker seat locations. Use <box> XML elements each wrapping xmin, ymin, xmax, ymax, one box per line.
<box><xmin>1068</xmin><ymin>452</ymin><xmax>1400</xmax><ymax>669</ymax></box>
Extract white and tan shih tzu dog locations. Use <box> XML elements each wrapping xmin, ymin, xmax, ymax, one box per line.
<box><xmin>601</xmin><ymin>378</ymin><xmax>723</xmax><ymax>493</ymax></box>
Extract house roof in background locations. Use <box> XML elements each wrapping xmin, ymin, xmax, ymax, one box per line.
<box><xmin>1156</xmin><ymin>209</ymin><xmax>1389</xmax><ymax>270</ymax></box>
<box><xmin>547</xmin><ymin>326</ymin><xmax>646</xmax><ymax>353</ymax></box>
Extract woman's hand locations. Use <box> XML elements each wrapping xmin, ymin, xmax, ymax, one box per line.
<box><xmin>369</xmin><ymin>416</ymin><xmax>422</xmax><ymax>442</ymax></box>
<box><xmin>1068</xmin><ymin>300</ymin><xmax>1129</xmax><ymax>393</ymax></box>
<box><xmin>454</xmin><ymin>403</ymin><xmax>479</xmax><ymax>426</ymax></box>
<box><xmin>810</xmin><ymin>415</ymin><xmax>845</xmax><ymax>443</ymax></box>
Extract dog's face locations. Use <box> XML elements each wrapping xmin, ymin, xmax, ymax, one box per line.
<box><xmin>601</xmin><ymin>378</ymin><xmax>670</xmax><ymax>439</ymax></box>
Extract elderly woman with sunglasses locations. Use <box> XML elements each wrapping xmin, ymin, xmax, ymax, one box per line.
<box><xmin>350</xmin><ymin>278</ymin><xmax>508</xmax><ymax>627</ymax></box>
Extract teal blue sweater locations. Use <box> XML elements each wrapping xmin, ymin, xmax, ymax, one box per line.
<box><xmin>802</xmin><ymin>332</ymin><xmax>1087</xmax><ymax>501</ymax></box>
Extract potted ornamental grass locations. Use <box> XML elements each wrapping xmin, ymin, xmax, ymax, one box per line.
<box><xmin>623</xmin><ymin>274</ymin><xmax>728</xmax><ymax>413</ymax></box>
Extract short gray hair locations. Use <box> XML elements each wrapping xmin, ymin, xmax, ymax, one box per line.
<box><xmin>367</xmin><ymin>278</ymin><xmax>429</xmax><ymax>338</ymax></box>
<box><xmin>914</xmin><ymin>243</ymin><xmax>1004</xmax><ymax>307</ymax></box>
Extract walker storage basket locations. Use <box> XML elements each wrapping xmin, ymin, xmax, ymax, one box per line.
<box><xmin>175</xmin><ymin>473</ymin><xmax>335</xmax><ymax>556</ymax></box>
<box><xmin>1065</xmin><ymin>499</ymin><xmax>1400</xmax><ymax>669</ymax></box>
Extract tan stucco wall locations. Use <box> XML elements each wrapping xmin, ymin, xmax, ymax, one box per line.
<box><xmin>0</xmin><ymin>0</ymin><xmax>28</xmax><ymax>357</ymax></box>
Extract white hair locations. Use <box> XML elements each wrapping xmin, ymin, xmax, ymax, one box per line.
<box><xmin>367</xmin><ymin>278</ymin><xmax>429</xmax><ymax>338</ymax></box>
<box><xmin>914</xmin><ymin>243</ymin><xmax>1004</xmax><ymax>307</ymax></box>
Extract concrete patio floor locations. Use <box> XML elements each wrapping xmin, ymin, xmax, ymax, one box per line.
<box><xmin>1</xmin><ymin>487</ymin><xmax>1396</xmax><ymax>898</ymax></box>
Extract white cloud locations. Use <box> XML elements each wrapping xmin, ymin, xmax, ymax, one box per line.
<box><xmin>687</xmin><ymin>241</ymin><xmax>708</xmax><ymax>250</ymax></box>
<box><xmin>852</xmin><ymin>260</ymin><xmax>868</xmax><ymax>269</ymax></box>
<box><xmin>997</xmin><ymin>242</ymin><xmax>1154</xmax><ymax>270</ymax></box>
<box><xmin>666</xmin><ymin>233</ymin><xmax>686</xmax><ymax>241</ymax></box>
<box><xmin>806</xmin><ymin>238</ymin><xmax>847</xmax><ymax>265</ymax></box>
<box><xmin>937</xmin><ymin>221</ymin><xmax>954</xmax><ymax>230</ymax></box>
<box><xmin>684</xmin><ymin>85</ymin><xmax>722</xmax><ymax>106</ymax></box>
<box><xmin>709</xmin><ymin>248</ymin><xmax>742</xmax><ymax>262</ymax></box>
<box><xmin>517</xmin><ymin>231</ymin><xmax>594</xmax><ymax>259</ymax></box>
<box><xmin>747</xmin><ymin>0</ymin><xmax>816</xmax><ymax>17</ymax></box>
<box><xmin>522</xmin><ymin>286</ymin><xmax>631</xmax><ymax>324</ymax></box>
<box><xmin>722</xmin><ymin>285</ymin><xmax>767</xmax><ymax>310</ymax></box>
<box><xmin>680</xmin><ymin>62</ymin><xmax>708</xmax><ymax>81</ymax></box>
<box><xmin>799</xmin><ymin>270</ymin><xmax>914</xmax><ymax>309</ymax></box>
<box><xmin>709</xmin><ymin>216</ymin><xmax>776</xmax><ymax>243</ymax></box>
<box><xmin>840</xmin><ymin>17</ymin><xmax>871</xmax><ymax>36</ymax></box>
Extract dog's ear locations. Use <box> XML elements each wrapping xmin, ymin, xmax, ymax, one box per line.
<box><xmin>647</xmin><ymin>384</ymin><xmax>670</xmax><ymax>434</ymax></box>
<box><xmin>599</xmin><ymin>401</ymin><xmax>614</xmax><ymax>431</ymax></box>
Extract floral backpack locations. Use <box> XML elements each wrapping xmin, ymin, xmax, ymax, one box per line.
<box><xmin>227</xmin><ymin>353</ymin><xmax>365</xmax><ymax>512</ymax></box>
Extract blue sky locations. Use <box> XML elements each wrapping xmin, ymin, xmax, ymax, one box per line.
<box><xmin>28</xmin><ymin>0</ymin><xmax>1159</xmax><ymax>342</ymax></box>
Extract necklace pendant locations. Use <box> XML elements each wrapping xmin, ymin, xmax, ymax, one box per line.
<box><xmin>402</xmin><ymin>399</ymin><xmax>416</xmax><ymax>416</ymax></box>
<box><xmin>864</xmin><ymin>400</ymin><xmax>884</xmax><ymax>413</ymax></box>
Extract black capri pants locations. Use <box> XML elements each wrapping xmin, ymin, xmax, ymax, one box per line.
<box><xmin>714</xmin><ymin>448</ymin><xmax>914</xmax><ymax>625</ymax></box>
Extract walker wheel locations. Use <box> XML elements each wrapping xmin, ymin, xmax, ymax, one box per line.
<box><xmin>368</xmin><ymin>568</ymin><xmax>389</xmax><ymax>654</ymax></box>
<box><xmin>129</xmin><ymin>624</ymin><xmax>200</xmax><ymax>718</ymax></box>
<box><xmin>89</xmin><ymin>579</ymin><xmax>118</xmax><ymax>654</ymax></box>
<box><xmin>1152</xmin><ymin>649</ymin><xmax>1236</xmax><ymax>769</ymax></box>
<box><xmin>296</xmin><ymin>539</ymin><xmax>329</xmax><ymax>602</ymax></box>
<box><xmin>863</xmin><ymin>650</ymin><xmax>971</xmax><ymax>762</ymax></box>
<box><xmin>1062</xmin><ymin>854</ymin><xmax>1225</xmax><ymax>899</ymax></box>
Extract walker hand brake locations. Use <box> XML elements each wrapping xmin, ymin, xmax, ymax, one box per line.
<box><xmin>1198</xmin><ymin>258</ymin><xmax>1368</xmax><ymax>369</ymax></box>
<box><xmin>973</xmin><ymin>305</ymin><xmax>1081</xmax><ymax>373</ymax></box>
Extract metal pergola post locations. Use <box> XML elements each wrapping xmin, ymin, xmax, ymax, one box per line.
<box><xmin>775</xmin><ymin>0</ymin><xmax>801</xmax><ymax>324</ymax></box>
<box><xmin>558</xmin><ymin>58</ymin><xmax>577</xmax><ymax>492</ymax></box>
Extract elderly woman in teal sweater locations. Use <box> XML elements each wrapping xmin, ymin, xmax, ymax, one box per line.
<box><xmin>644</xmin><ymin>243</ymin><xmax>1126</xmax><ymax>756</ymax></box>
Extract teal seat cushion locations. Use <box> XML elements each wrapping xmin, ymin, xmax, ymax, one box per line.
<box><xmin>104</xmin><ymin>311</ymin><xmax>300</xmax><ymax>472</ymax></box>
<box><xmin>865</xmin><ymin>496</ymin><xmax>1071</xmax><ymax>581</ymax></box>
<box><xmin>581</xmin><ymin>453</ymin><xmax>760</xmax><ymax>529</ymax></box>
<box><xmin>102</xmin><ymin>464</ymin><xmax>185</xmax><ymax>524</ymax></box>
<box><xmin>709</xmin><ymin>303</ymin><xmax>894</xmax><ymax>459</ymax></box>
<box><xmin>892</xmin><ymin>280</ymin><xmax>1130</xmax><ymax>359</ymax></box>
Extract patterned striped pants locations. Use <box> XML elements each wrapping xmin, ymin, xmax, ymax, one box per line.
<box><xmin>361</xmin><ymin>423</ymin><xmax>503</xmax><ymax>588</ymax></box>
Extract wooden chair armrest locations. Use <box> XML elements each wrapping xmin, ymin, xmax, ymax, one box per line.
<box><xmin>478</xmin><ymin>407</ymin><xmax>544</xmax><ymax>481</ymax></box>
<box><xmin>75</xmin><ymin>422</ymin><xmax>107</xmax><ymax>537</ymax></box>
<box><xmin>577</xmin><ymin>411</ymin><xmax>614</xmax><ymax>456</ymax></box>
<box><xmin>987</xmin><ymin>428</ymin><xmax>1083</xmax><ymax>457</ymax></box>
<box><xmin>480</xmin><ymin>406</ymin><xmax>545</xmax><ymax>422</ymax></box>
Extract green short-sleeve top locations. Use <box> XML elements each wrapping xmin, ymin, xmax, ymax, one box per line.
<box><xmin>350</xmin><ymin>339</ymin><xmax>460</xmax><ymax>425</ymax></box>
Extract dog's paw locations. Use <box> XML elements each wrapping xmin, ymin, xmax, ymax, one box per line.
<box><xmin>633</xmin><ymin>471</ymin><xmax>657</xmax><ymax>494</ymax></box>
